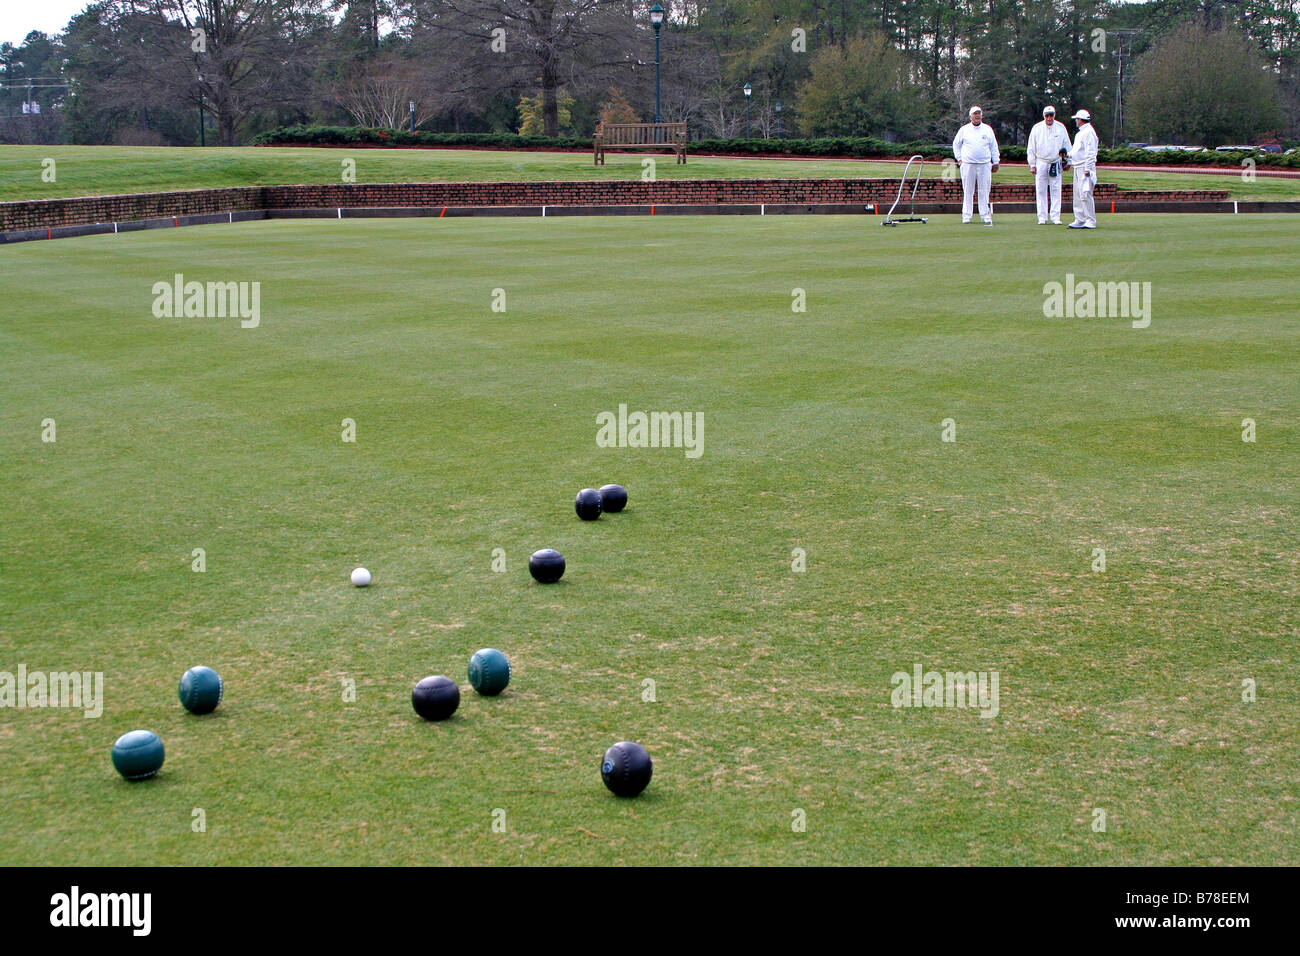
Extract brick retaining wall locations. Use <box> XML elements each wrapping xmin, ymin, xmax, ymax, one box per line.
<box><xmin>0</xmin><ymin>180</ymin><xmax>1228</xmax><ymax>233</ymax></box>
<box><xmin>1</xmin><ymin>187</ymin><xmax>263</xmax><ymax>233</ymax></box>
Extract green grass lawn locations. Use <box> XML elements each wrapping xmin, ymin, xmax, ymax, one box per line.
<box><xmin>1</xmin><ymin>214</ymin><xmax>1295</xmax><ymax>865</ymax></box>
<box><xmin>2</xmin><ymin>144</ymin><xmax>1298</xmax><ymax>202</ymax></box>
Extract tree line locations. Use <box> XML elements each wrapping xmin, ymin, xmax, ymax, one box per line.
<box><xmin>1</xmin><ymin>0</ymin><xmax>1295</xmax><ymax>148</ymax></box>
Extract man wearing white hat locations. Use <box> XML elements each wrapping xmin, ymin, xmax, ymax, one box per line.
<box><xmin>952</xmin><ymin>106</ymin><xmax>1000</xmax><ymax>225</ymax></box>
<box><xmin>1065</xmin><ymin>109</ymin><xmax>1099</xmax><ymax>228</ymax></box>
<box><xmin>1027</xmin><ymin>105</ymin><xmax>1072</xmax><ymax>224</ymax></box>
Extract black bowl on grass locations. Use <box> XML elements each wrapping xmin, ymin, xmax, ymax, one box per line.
<box><xmin>575</xmin><ymin>488</ymin><xmax>602</xmax><ymax>521</ymax></box>
<box><xmin>598</xmin><ymin>484</ymin><xmax>628</xmax><ymax>513</ymax></box>
<box><xmin>412</xmin><ymin>676</ymin><xmax>460</xmax><ymax>721</ymax></box>
<box><xmin>529</xmin><ymin>548</ymin><xmax>565</xmax><ymax>583</ymax></box>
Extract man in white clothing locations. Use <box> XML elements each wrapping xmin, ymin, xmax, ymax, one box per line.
<box><xmin>1027</xmin><ymin>105</ymin><xmax>1072</xmax><ymax>225</ymax></box>
<box><xmin>1065</xmin><ymin>108</ymin><xmax>1100</xmax><ymax>229</ymax></box>
<box><xmin>953</xmin><ymin>106</ymin><xmax>1000</xmax><ymax>225</ymax></box>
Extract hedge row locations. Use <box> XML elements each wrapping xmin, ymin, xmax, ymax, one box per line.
<box><xmin>253</xmin><ymin>125</ymin><xmax>956</xmax><ymax>158</ymax></box>
<box><xmin>253</xmin><ymin>125</ymin><xmax>1299</xmax><ymax>167</ymax></box>
<box><xmin>251</xmin><ymin>125</ymin><xmax>592</xmax><ymax>150</ymax></box>
<box><xmin>1098</xmin><ymin>146</ymin><xmax>1299</xmax><ymax>167</ymax></box>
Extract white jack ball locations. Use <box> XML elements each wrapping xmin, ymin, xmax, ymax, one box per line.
<box><xmin>351</xmin><ymin>567</ymin><xmax>371</xmax><ymax>587</ymax></box>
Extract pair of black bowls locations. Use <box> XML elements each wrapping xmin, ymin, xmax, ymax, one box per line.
<box><xmin>575</xmin><ymin>483</ymin><xmax>627</xmax><ymax>521</ymax></box>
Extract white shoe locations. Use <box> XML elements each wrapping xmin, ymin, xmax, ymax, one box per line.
<box><xmin>1037</xmin><ymin>220</ymin><xmax>1047</xmax><ymax>225</ymax></box>
<box><xmin>1051</xmin><ymin>220</ymin><xmax>1061</xmax><ymax>225</ymax></box>
<box><xmin>962</xmin><ymin>219</ymin><xmax>972</xmax><ymax>224</ymax></box>
<box><xmin>1067</xmin><ymin>222</ymin><xmax>1087</xmax><ymax>229</ymax></box>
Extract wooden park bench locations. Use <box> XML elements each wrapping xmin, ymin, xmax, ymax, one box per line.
<box><xmin>594</xmin><ymin>122</ymin><xmax>687</xmax><ymax>165</ymax></box>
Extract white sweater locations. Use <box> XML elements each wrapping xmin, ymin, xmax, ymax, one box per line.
<box><xmin>1067</xmin><ymin>123</ymin><xmax>1099</xmax><ymax>173</ymax></box>
<box><xmin>1027</xmin><ymin>120</ymin><xmax>1072</xmax><ymax>166</ymax></box>
<box><xmin>953</xmin><ymin>122</ymin><xmax>1000</xmax><ymax>165</ymax></box>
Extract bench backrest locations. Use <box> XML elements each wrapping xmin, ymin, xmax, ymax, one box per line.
<box><xmin>598</xmin><ymin>122</ymin><xmax>687</xmax><ymax>146</ymax></box>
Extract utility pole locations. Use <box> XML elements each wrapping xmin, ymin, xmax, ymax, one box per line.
<box><xmin>1110</xmin><ymin>30</ymin><xmax>1140</xmax><ymax>148</ymax></box>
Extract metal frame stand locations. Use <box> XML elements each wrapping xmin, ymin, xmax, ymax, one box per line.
<box><xmin>880</xmin><ymin>155</ymin><xmax>929</xmax><ymax>226</ymax></box>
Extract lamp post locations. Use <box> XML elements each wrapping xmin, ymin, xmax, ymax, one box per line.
<box><xmin>774</xmin><ymin>100</ymin><xmax>782</xmax><ymax>139</ymax></box>
<box><xmin>650</xmin><ymin>3</ymin><xmax>664</xmax><ymax>124</ymax></box>
<box><xmin>409</xmin><ymin>100</ymin><xmax>416</xmax><ymax>133</ymax></box>
<box><xmin>743</xmin><ymin>82</ymin><xmax>751</xmax><ymax>138</ymax></box>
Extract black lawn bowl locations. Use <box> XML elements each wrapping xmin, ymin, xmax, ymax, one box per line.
<box><xmin>601</xmin><ymin>741</ymin><xmax>653</xmax><ymax>797</ymax></box>
<box><xmin>529</xmin><ymin>548</ymin><xmax>566</xmax><ymax>583</ymax></box>
<box><xmin>575</xmin><ymin>488</ymin><xmax>603</xmax><ymax>521</ymax></box>
<box><xmin>598</xmin><ymin>484</ymin><xmax>628</xmax><ymax>513</ymax></box>
<box><xmin>412</xmin><ymin>675</ymin><xmax>460</xmax><ymax>721</ymax></box>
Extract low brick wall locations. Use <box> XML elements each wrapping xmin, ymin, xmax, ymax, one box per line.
<box><xmin>0</xmin><ymin>179</ymin><xmax>1228</xmax><ymax>233</ymax></box>
<box><xmin>1105</xmin><ymin>189</ymin><xmax>1230</xmax><ymax>202</ymax></box>
<box><xmin>248</xmin><ymin>179</ymin><xmax>1138</xmax><ymax>209</ymax></box>
<box><xmin>0</xmin><ymin>187</ymin><xmax>263</xmax><ymax>233</ymax></box>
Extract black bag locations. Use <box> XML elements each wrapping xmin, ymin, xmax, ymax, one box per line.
<box><xmin>1048</xmin><ymin>161</ymin><xmax>1059</xmax><ymax>179</ymax></box>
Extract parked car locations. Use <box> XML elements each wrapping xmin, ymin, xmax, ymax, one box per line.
<box><xmin>1125</xmin><ymin>142</ymin><xmax>1150</xmax><ymax>149</ymax></box>
<box><xmin>1255</xmin><ymin>144</ymin><xmax>1282</xmax><ymax>154</ymax></box>
<box><xmin>1215</xmin><ymin>145</ymin><xmax>1255</xmax><ymax>152</ymax></box>
<box><xmin>1144</xmin><ymin>145</ymin><xmax>1207</xmax><ymax>153</ymax></box>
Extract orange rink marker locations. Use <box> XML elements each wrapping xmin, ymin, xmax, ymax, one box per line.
<box><xmin>439</xmin><ymin>206</ymin><xmax>446</xmax><ymax>217</ymax></box>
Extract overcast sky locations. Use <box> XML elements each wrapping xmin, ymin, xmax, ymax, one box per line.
<box><xmin>1</xmin><ymin>0</ymin><xmax>88</xmax><ymax>48</ymax></box>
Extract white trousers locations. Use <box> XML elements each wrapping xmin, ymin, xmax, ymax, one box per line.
<box><xmin>960</xmin><ymin>162</ymin><xmax>992</xmax><ymax>222</ymax></box>
<box><xmin>1034</xmin><ymin>163</ymin><xmax>1063</xmax><ymax>223</ymax></box>
<box><xmin>1072</xmin><ymin>170</ymin><xmax>1096</xmax><ymax>227</ymax></box>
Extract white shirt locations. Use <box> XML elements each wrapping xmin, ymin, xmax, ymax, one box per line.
<box><xmin>1067</xmin><ymin>122</ymin><xmax>1099</xmax><ymax>174</ymax></box>
<box><xmin>1027</xmin><ymin>120</ymin><xmax>1072</xmax><ymax>167</ymax></box>
<box><xmin>953</xmin><ymin>121</ymin><xmax>999</xmax><ymax>165</ymax></box>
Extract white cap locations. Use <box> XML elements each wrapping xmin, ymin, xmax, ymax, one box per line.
<box><xmin>1072</xmin><ymin>109</ymin><xmax>1091</xmax><ymax>121</ymax></box>
<box><xmin>1043</xmin><ymin>105</ymin><xmax>1056</xmax><ymax>115</ymax></box>
<box><xmin>969</xmin><ymin>106</ymin><xmax>982</xmax><ymax>116</ymax></box>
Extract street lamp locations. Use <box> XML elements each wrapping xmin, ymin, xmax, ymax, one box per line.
<box><xmin>409</xmin><ymin>100</ymin><xmax>416</xmax><ymax>133</ymax></box>
<box><xmin>743</xmin><ymin>82</ymin><xmax>751</xmax><ymax>138</ymax></box>
<box><xmin>650</xmin><ymin>3</ymin><xmax>664</xmax><ymax>124</ymax></box>
<box><xmin>197</xmin><ymin>73</ymin><xmax>206</xmax><ymax>147</ymax></box>
<box><xmin>774</xmin><ymin>100</ymin><xmax>782</xmax><ymax>139</ymax></box>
